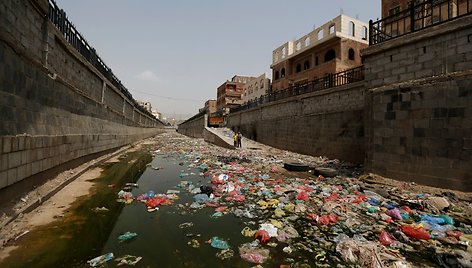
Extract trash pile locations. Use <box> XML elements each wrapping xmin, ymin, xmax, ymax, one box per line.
<box><xmin>98</xmin><ymin>132</ymin><xmax>472</xmax><ymax>267</ymax></box>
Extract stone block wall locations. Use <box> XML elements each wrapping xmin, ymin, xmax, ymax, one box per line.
<box><xmin>177</xmin><ymin>114</ymin><xmax>205</xmax><ymax>139</ymax></box>
<box><xmin>363</xmin><ymin>15</ymin><xmax>472</xmax><ymax>191</ymax></box>
<box><xmin>0</xmin><ymin>0</ymin><xmax>163</xmax><ymax>191</ymax></box>
<box><xmin>227</xmin><ymin>82</ymin><xmax>365</xmax><ymax>163</ymax></box>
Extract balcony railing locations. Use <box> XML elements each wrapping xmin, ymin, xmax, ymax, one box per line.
<box><xmin>231</xmin><ymin>65</ymin><xmax>364</xmax><ymax>113</ymax></box>
<box><xmin>370</xmin><ymin>0</ymin><xmax>472</xmax><ymax>45</ymax></box>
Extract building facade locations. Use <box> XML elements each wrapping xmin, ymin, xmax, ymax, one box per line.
<box><xmin>270</xmin><ymin>14</ymin><xmax>369</xmax><ymax>92</ymax></box>
<box><xmin>242</xmin><ymin>73</ymin><xmax>271</xmax><ymax>104</ymax></box>
<box><xmin>199</xmin><ymin>99</ymin><xmax>217</xmax><ymax>115</ymax></box>
<box><xmin>216</xmin><ymin>75</ymin><xmax>256</xmax><ymax>114</ymax></box>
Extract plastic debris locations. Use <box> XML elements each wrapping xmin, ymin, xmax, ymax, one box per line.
<box><xmin>118</xmin><ymin>231</ymin><xmax>138</xmax><ymax>242</ymax></box>
<box><xmin>210</xmin><ymin>236</ymin><xmax>229</xmax><ymax>250</ymax></box>
<box><xmin>115</xmin><ymin>255</ymin><xmax>142</xmax><ymax>266</ymax></box>
<box><xmin>87</xmin><ymin>253</ymin><xmax>114</xmax><ymax>267</ymax></box>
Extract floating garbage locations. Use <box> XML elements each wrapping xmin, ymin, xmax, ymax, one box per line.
<box><xmin>216</xmin><ymin>249</ymin><xmax>234</xmax><ymax>260</ymax></box>
<box><xmin>118</xmin><ymin>231</ymin><xmax>138</xmax><ymax>242</ymax></box>
<box><xmin>87</xmin><ymin>253</ymin><xmax>114</xmax><ymax>267</ymax></box>
<box><xmin>115</xmin><ymin>255</ymin><xmax>142</xmax><ymax>266</ymax></box>
<box><xmin>210</xmin><ymin>236</ymin><xmax>229</xmax><ymax>250</ymax></box>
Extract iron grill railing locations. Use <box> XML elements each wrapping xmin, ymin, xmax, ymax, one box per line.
<box><xmin>370</xmin><ymin>0</ymin><xmax>472</xmax><ymax>45</ymax></box>
<box><xmin>231</xmin><ymin>65</ymin><xmax>364</xmax><ymax>113</ymax></box>
<box><xmin>48</xmin><ymin>0</ymin><xmax>155</xmax><ymax>119</ymax></box>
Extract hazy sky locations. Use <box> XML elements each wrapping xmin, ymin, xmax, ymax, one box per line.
<box><xmin>56</xmin><ymin>0</ymin><xmax>381</xmax><ymax>117</ymax></box>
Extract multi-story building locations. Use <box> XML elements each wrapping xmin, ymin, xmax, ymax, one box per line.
<box><xmin>199</xmin><ymin>99</ymin><xmax>217</xmax><ymax>115</ymax></box>
<box><xmin>242</xmin><ymin>73</ymin><xmax>271</xmax><ymax>104</ymax></box>
<box><xmin>138</xmin><ymin>100</ymin><xmax>152</xmax><ymax>112</ymax></box>
<box><xmin>216</xmin><ymin>75</ymin><xmax>256</xmax><ymax>114</ymax></box>
<box><xmin>270</xmin><ymin>14</ymin><xmax>369</xmax><ymax>92</ymax></box>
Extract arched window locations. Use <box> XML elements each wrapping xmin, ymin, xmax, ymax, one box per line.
<box><xmin>329</xmin><ymin>24</ymin><xmax>335</xmax><ymax>34</ymax></box>
<box><xmin>260</xmin><ymin>80</ymin><xmax>264</xmax><ymax>89</ymax></box>
<box><xmin>296</xmin><ymin>42</ymin><xmax>301</xmax><ymax>51</ymax></box>
<box><xmin>362</xmin><ymin>26</ymin><xmax>368</xmax><ymax>40</ymax></box>
<box><xmin>282</xmin><ymin>47</ymin><xmax>287</xmax><ymax>57</ymax></box>
<box><xmin>349</xmin><ymin>21</ymin><xmax>355</xmax><ymax>37</ymax></box>
<box><xmin>303</xmin><ymin>60</ymin><xmax>310</xmax><ymax>70</ymax></box>
<box><xmin>348</xmin><ymin>48</ymin><xmax>355</xmax><ymax>60</ymax></box>
<box><xmin>317</xmin><ymin>29</ymin><xmax>324</xmax><ymax>40</ymax></box>
<box><xmin>324</xmin><ymin>49</ymin><xmax>336</xmax><ymax>62</ymax></box>
<box><xmin>315</xmin><ymin>56</ymin><xmax>319</xmax><ymax>66</ymax></box>
<box><xmin>305</xmin><ymin>37</ymin><xmax>310</xmax><ymax>47</ymax></box>
<box><xmin>281</xmin><ymin>68</ymin><xmax>286</xmax><ymax>78</ymax></box>
<box><xmin>296</xmin><ymin>64</ymin><xmax>302</xmax><ymax>73</ymax></box>
<box><xmin>274</xmin><ymin>71</ymin><xmax>279</xmax><ymax>80</ymax></box>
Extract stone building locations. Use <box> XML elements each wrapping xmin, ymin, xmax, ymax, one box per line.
<box><xmin>270</xmin><ymin>14</ymin><xmax>368</xmax><ymax>92</ymax></box>
<box><xmin>242</xmin><ymin>73</ymin><xmax>271</xmax><ymax>104</ymax></box>
<box><xmin>199</xmin><ymin>99</ymin><xmax>217</xmax><ymax>115</ymax></box>
<box><xmin>216</xmin><ymin>75</ymin><xmax>256</xmax><ymax>114</ymax></box>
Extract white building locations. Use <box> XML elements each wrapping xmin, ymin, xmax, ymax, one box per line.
<box><xmin>242</xmin><ymin>73</ymin><xmax>271</xmax><ymax>104</ymax></box>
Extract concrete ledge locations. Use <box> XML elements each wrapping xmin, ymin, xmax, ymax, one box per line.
<box><xmin>204</xmin><ymin>127</ymin><xmax>235</xmax><ymax>149</ymax></box>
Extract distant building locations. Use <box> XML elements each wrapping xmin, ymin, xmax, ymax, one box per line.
<box><xmin>242</xmin><ymin>73</ymin><xmax>271</xmax><ymax>104</ymax></box>
<box><xmin>216</xmin><ymin>75</ymin><xmax>256</xmax><ymax>114</ymax></box>
<box><xmin>199</xmin><ymin>99</ymin><xmax>217</xmax><ymax>115</ymax></box>
<box><xmin>151</xmin><ymin>109</ymin><xmax>161</xmax><ymax>120</ymax></box>
<box><xmin>137</xmin><ymin>100</ymin><xmax>152</xmax><ymax>112</ymax></box>
<box><xmin>270</xmin><ymin>14</ymin><xmax>368</xmax><ymax>92</ymax></box>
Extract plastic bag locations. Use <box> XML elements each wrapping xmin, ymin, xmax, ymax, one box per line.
<box><xmin>241</xmin><ymin>227</ymin><xmax>256</xmax><ymax>237</ymax></box>
<box><xmin>193</xmin><ymin>194</ymin><xmax>210</xmax><ymax>204</ymax></box>
<box><xmin>239</xmin><ymin>243</ymin><xmax>270</xmax><ymax>264</ymax></box>
<box><xmin>400</xmin><ymin>225</ymin><xmax>430</xmax><ymax>240</ymax></box>
<box><xmin>210</xmin><ymin>236</ymin><xmax>229</xmax><ymax>249</ymax></box>
<box><xmin>118</xmin><ymin>231</ymin><xmax>137</xmax><ymax>242</ymax></box>
<box><xmin>87</xmin><ymin>253</ymin><xmax>114</xmax><ymax>267</ymax></box>
<box><xmin>379</xmin><ymin>229</ymin><xmax>396</xmax><ymax>246</ymax></box>
<box><xmin>297</xmin><ymin>191</ymin><xmax>308</xmax><ymax>201</ymax></box>
<box><xmin>259</xmin><ymin>223</ymin><xmax>278</xmax><ymax>237</ymax></box>
<box><xmin>386</xmin><ymin>208</ymin><xmax>402</xmax><ymax>220</ymax></box>
<box><xmin>255</xmin><ymin>230</ymin><xmax>270</xmax><ymax>243</ymax></box>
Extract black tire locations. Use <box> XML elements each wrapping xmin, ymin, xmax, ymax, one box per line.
<box><xmin>283</xmin><ymin>162</ymin><xmax>309</xmax><ymax>172</ymax></box>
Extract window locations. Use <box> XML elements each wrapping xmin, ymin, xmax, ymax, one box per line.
<box><xmin>329</xmin><ymin>24</ymin><xmax>335</xmax><ymax>34</ymax></box>
<box><xmin>281</xmin><ymin>68</ymin><xmax>286</xmax><ymax>78</ymax></box>
<box><xmin>389</xmin><ymin>6</ymin><xmax>400</xmax><ymax>16</ymax></box>
<box><xmin>324</xmin><ymin>49</ymin><xmax>336</xmax><ymax>62</ymax></box>
<box><xmin>305</xmin><ymin>37</ymin><xmax>310</xmax><ymax>47</ymax></box>
<box><xmin>349</xmin><ymin>21</ymin><xmax>355</xmax><ymax>37</ymax></box>
<box><xmin>315</xmin><ymin>56</ymin><xmax>319</xmax><ymax>66</ymax></box>
<box><xmin>296</xmin><ymin>42</ymin><xmax>301</xmax><ymax>51</ymax></box>
<box><xmin>348</xmin><ymin>48</ymin><xmax>355</xmax><ymax>60</ymax></box>
<box><xmin>274</xmin><ymin>71</ymin><xmax>279</xmax><ymax>80</ymax></box>
<box><xmin>260</xmin><ymin>80</ymin><xmax>264</xmax><ymax>89</ymax></box>
<box><xmin>317</xmin><ymin>29</ymin><xmax>324</xmax><ymax>40</ymax></box>
<box><xmin>282</xmin><ymin>47</ymin><xmax>287</xmax><ymax>57</ymax></box>
<box><xmin>303</xmin><ymin>60</ymin><xmax>310</xmax><ymax>70</ymax></box>
<box><xmin>362</xmin><ymin>26</ymin><xmax>368</xmax><ymax>40</ymax></box>
<box><xmin>296</xmin><ymin>64</ymin><xmax>302</xmax><ymax>73</ymax></box>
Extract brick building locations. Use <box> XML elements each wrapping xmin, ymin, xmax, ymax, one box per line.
<box><xmin>270</xmin><ymin>14</ymin><xmax>368</xmax><ymax>92</ymax></box>
<box><xmin>199</xmin><ymin>99</ymin><xmax>217</xmax><ymax>115</ymax></box>
<box><xmin>242</xmin><ymin>73</ymin><xmax>271</xmax><ymax>104</ymax></box>
<box><xmin>216</xmin><ymin>75</ymin><xmax>255</xmax><ymax>114</ymax></box>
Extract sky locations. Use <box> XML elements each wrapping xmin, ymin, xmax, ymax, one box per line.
<box><xmin>56</xmin><ymin>0</ymin><xmax>381</xmax><ymax>119</ymax></box>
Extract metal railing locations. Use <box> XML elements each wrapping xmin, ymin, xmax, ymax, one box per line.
<box><xmin>231</xmin><ymin>65</ymin><xmax>364</xmax><ymax>113</ymax></box>
<box><xmin>48</xmin><ymin>0</ymin><xmax>155</xmax><ymax>120</ymax></box>
<box><xmin>370</xmin><ymin>0</ymin><xmax>472</xmax><ymax>45</ymax></box>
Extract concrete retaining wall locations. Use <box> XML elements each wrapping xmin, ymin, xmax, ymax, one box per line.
<box><xmin>227</xmin><ymin>82</ymin><xmax>365</xmax><ymax>163</ymax></box>
<box><xmin>363</xmin><ymin>15</ymin><xmax>472</xmax><ymax>191</ymax></box>
<box><xmin>0</xmin><ymin>0</ymin><xmax>163</xmax><ymax>190</ymax></box>
<box><xmin>177</xmin><ymin>114</ymin><xmax>206</xmax><ymax>138</ymax></box>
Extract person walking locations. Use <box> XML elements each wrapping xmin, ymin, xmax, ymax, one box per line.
<box><xmin>233</xmin><ymin>132</ymin><xmax>238</xmax><ymax>147</ymax></box>
<box><xmin>237</xmin><ymin>131</ymin><xmax>242</xmax><ymax>148</ymax></box>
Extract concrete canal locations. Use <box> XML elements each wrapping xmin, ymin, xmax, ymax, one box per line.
<box><xmin>0</xmin><ymin>132</ymin><xmax>471</xmax><ymax>267</ymax></box>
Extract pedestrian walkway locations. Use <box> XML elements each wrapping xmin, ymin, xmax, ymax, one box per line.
<box><xmin>206</xmin><ymin>127</ymin><xmax>265</xmax><ymax>151</ymax></box>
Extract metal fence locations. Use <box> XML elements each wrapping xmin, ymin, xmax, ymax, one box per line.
<box><xmin>231</xmin><ymin>65</ymin><xmax>364</xmax><ymax>113</ymax></box>
<box><xmin>48</xmin><ymin>0</ymin><xmax>155</xmax><ymax>120</ymax></box>
<box><xmin>370</xmin><ymin>0</ymin><xmax>472</xmax><ymax>45</ymax></box>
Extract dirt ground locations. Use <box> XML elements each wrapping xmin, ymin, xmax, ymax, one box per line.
<box><xmin>0</xmin><ymin>132</ymin><xmax>471</xmax><ymax>263</ymax></box>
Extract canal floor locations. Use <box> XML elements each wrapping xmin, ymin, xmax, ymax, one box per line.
<box><xmin>0</xmin><ymin>132</ymin><xmax>471</xmax><ymax>267</ymax></box>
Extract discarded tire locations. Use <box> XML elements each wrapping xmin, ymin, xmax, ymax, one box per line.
<box><xmin>315</xmin><ymin>167</ymin><xmax>338</xmax><ymax>177</ymax></box>
<box><xmin>283</xmin><ymin>162</ymin><xmax>309</xmax><ymax>172</ymax></box>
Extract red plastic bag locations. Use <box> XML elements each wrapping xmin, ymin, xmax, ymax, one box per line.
<box><xmin>379</xmin><ymin>229</ymin><xmax>396</xmax><ymax>246</ymax></box>
<box><xmin>255</xmin><ymin>230</ymin><xmax>270</xmax><ymax>243</ymax></box>
<box><xmin>400</xmin><ymin>225</ymin><xmax>430</xmax><ymax>240</ymax></box>
<box><xmin>297</xmin><ymin>192</ymin><xmax>308</xmax><ymax>201</ymax></box>
<box><xmin>317</xmin><ymin>214</ymin><xmax>337</xmax><ymax>225</ymax></box>
<box><xmin>306</xmin><ymin>213</ymin><xmax>318</xmax><ymax>221</ymax></box>
<box><xmin>234</xmin><ymin>195</ymin><xmax>245</xmax><ymax>202</ymax></box>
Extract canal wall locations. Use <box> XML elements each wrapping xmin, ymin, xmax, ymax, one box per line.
<box><xmin>227</xmin><ymin>82</ymin><xmax>365</xmax><ymax>164</ymax></box>
<box><xmin>177</xmin><ymin>113</ymin><xmax>206</xmax><ymax>138</ymax></box>
<box><xmin>363</xmin><ymin>15</ymin><xmax>472</xmax><ymax>190</ymax></box>
<box><xmin>0</xmin><ymin>0</ymin><xmax>163</xmax><ymax>190</ymax></box>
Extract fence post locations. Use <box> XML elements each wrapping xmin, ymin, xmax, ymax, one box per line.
<box><xmin>368</xmin><ymin>20</ymin><xmax>373</xmax><ymax>45</ymax></box>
